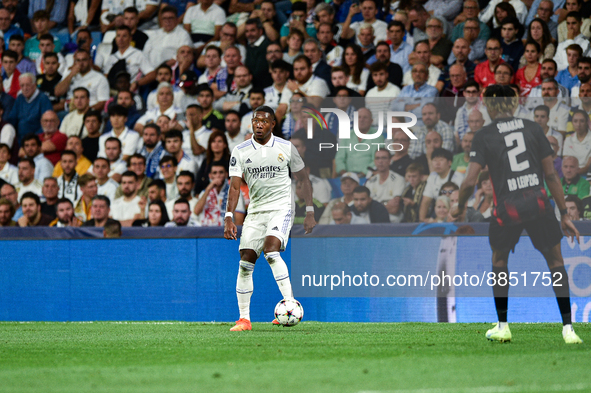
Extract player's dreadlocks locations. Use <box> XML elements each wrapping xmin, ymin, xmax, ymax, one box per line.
<box><xmin>482</xmin><ymin>84</ymin><xmax>518</xmax><ymax>115</ymax></box>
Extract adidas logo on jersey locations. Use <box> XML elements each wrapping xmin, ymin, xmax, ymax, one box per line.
<box><xmin>272</xmin><ymin>226</ymin><xmax>279</xmax><ymax>231</ymax></box>
<box><xmin>246</xmin><ymin>158</ymin><xmax>252</xmax><ymax>163</ymax></box>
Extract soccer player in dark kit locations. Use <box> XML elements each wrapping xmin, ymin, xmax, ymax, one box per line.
<box><xmin>452</xmin><ymin>84</ymin><xmax>583</xmax><ymax>344</ymax></box>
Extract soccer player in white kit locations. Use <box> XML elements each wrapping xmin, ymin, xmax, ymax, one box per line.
<box><xmin>224</xmin><ymin>106</ymin><xmax>317</xmax><ymax>331</ymax></box>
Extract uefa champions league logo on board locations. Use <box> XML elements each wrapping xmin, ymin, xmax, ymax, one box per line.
<box><xmin>303</xmin><ymin>106</ymin><xmax>419</xmax><ymax>152</ymax></box>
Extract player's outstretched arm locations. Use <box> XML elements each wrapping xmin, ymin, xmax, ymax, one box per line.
<box><xmin>224</xmin><ymin>176</ymin><xmax>243</xmax><ymax>240</ymax></box>
<box><xmin>452</xmin><ymin>162</ymin><xmax>482</xmax><ymax>218</ymax></box>
<box><xmin>542</xmin><ymin>156</ymin><xmax>580</xmax><ymax>243</ymax></box>
<box><xmin>293</xmin><ymin>169</ymin><xmax>317</xmax><ymax>234</ymax></box>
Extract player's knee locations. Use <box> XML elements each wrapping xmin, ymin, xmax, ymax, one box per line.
<box><xmin>238</xmin><ymin>260</ymin><xmax>254</xmax><ymax>277</ymax></box>
<box><xmin>264</xmin><ymin>251</ymin><xmax>280</xmax><ymax>264</ymax></box>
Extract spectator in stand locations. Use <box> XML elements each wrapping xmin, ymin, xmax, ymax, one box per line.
<box><xmin>197</xmin><ymin>22</ymin><xmax>246</xmax><ymax>69</ymax></box>
<box><xmin>534</xmin><ymin>105</ymin><xmax>563</xmax><ymax>153</ymax></box>
<box><xmin>527</xmin><ymin>59</ymin><xmax>570</xmax><ymax>107</ymax></box>
<box><xmin>451</xmin><ymin>131</ymin><xmax>474</xmax><ymax>175</ymax></box>
<box><xmin>239</xmin><ymin>89</ymin><xmax>266</xmax><ymax>135</ymax></box>
<box><xmin>341</xmin><ymin>44</ymin><xmax>369</xmax><ymax>95</ymax></box>
<box><xmin>109</xmin><ymin>8</ymin><xmax>149</xmax><ymax>53</ymax></box>
<box><xmin>392</xmin><ymin>63</ymin><xmax>438</xmax><ymax>123</ymax></box>
<box><xmin>132</xmin><ymin>199</ymin><xmax>170</xmax><ymax>227</ymax></box>
<box><xmin>8</xmin><ymin>73</ymin><xmax>52</xmax><ymax>145</ymax></box>
<box><xmin>400</xmin><ymin>163</ymin><xmax>426</xmax><ymax>222</ymax></box>
<box><xmin>197</xmin><ymin>85</ymin><xmax>224</xmax><ymax>133</ymax></box>
<box><xmin>316</xmin><ymin>22</ymin><xmax>343</xmax><ymax>67</ymax></box>
<box><xmin>556</xmin><ymin>44</ymin><xmax>582</xmax><ymax>89</ymax></box>
<box><xmin>213</xmin><ymin>65</ymin><xmax>253</xmax><ymax>115</ymax></box>
<box><xmin>103</xmin><ymin>137</ymin><xmax>127</xmax><ymax>183</ymax></box>
<box><xmin>60</xmin><ymin>87</ymin><xmax>90</xmax><ymax>138</ymax></box>
<box><xmin>0</xmin><ymin>104</ymin><xmax>15</xmax><ymax>159</ymax></box>
<box><xmin>16</xmin><ymin>158</ymin><xmax>42</xmax><ymax>199</ymax></box>
<box><xmin>104</xmin><ymin>90</ymin><xmax>142</xmax><ymax>132</ymax></box>
<box><xmin>331</xmin><ymin>202</ymin><xmax>352</xmax><ymax>225</ymax></box>
<box><xmin>0</xmin><ymin>49</ymin><xmax>21</xmax><ymax>98</ymax></box>
<box><xmin>0</xmin><ymin>143</ymin><xmax>17</xmax><ymax>185</ymax></box>
<box><xmin>93</xmin><ymin>157</ymin><xmax>118</xmax><ymax>202</ymax></box>
<box><xmin>0</xmin><ymin>9</ymin><xmax>23</xmax><ymax>50</ymax></box>
<box><xmin>37</xmin><ymin>52</ymin><xmax>65</xmax><ymax>113</ymax></box>
<box><xmin>452</xmin><ymin>0</ymin><xmax>490</xmax><ymax>41</ymax></box>
<box><xmin>283</xmin><ymin>29</ymin><xmax>304</xmax><ymax>65</ymax></box>
<box><xmin>25</xmin><ymin>10</ymin><xmax>61</xmax><ymax>60</ymax></box>
<box><xmin>565</xmin><ymin>195</ymin><xmax>583</xmax><ymax>220</ymax></box>
<box><xmin>135</xmin><ymin>83</ymin><xmax>183</xmax><ymax>134</ymax></box>
<box><xmin>515</xmin><ymin>41</ymin><xmax>543</xmax><ymax>97</ymax></box>
<box><xmin>570</xmin><ymin>58</ymin><xmax>591</xmax><ymax>104</ymax></box>
<box><xmin>494</xmin><ymin>63</ymin><xmax>515</xmax><ymax>86</ymax></box>
<box><xmin>55</xmin><ymin>150</ymin><xmax>81</xmax><ymax>203</ymax></box>
<box><xmin>40</xmin><ymin>177</ymin><xmax>58</xmax><ymax>219</ymax></box>
<box><xmin>279</xmin><ymin>2</ymin><xmax>315</xmax><ymax>48</ymax></box>
<box><xmin>365</xmin><ymin>149</ymin><xmax>406</xmax><ymax>222</ymax></box>
<box><xmin>8</xmin><ymin>35</ymin><xmax>35</xmax><ymax>76</ymax></box>
<box><xmin>55</xmin><ymin>50</ymin><xmax>110</xmax><ymax>111</ymax></box>
<box><xmin>145</xmin><ymin>6</ymin><xmax>194</xmax><ymax>75</ymax></box>
<box><xmin>73</xmin><ymin>173</ymin><xmax>97</xmax><ymax>222</ymax></box>
<box><xmin>194</xmin><ymin>130</ymin><xmax>229</xmax><ymax>194</ymax></box>
<box><xmin>437</xmin><ymin>38</ymin><xmax>473</xmax><ymax>92</ymax></box>
<box><xmin>38</xmin><ymin>110</ymin><xmax>68</xmax><ymax>167</ymax></box>
<box><xmin>388</xmin><ymin>129</ymin><xmax>414</xmax><ymax>177</ymax></box>
<box><xmin>0</xmin><ymin>89</ymin><xmax>15</xmax><ymax>124</ymax></box>
<box><xmin>342</xmin><ymin>0</ymin><xmax>387</xmax><ymax>45</ymax></box>
<box><xmin>110</xmin><ymin>171</ymin><xmax>143</xmax><ymax>227</ymax></box>
<box><xmin>541</xmin><ymin>78</ymin><xmax>569</xmax><ymax>134</ymax></box>
<box><xmin>21</xmin><ymin>134</ymin><xmax>53</xmax><ymax>181</ymax></box>
<box><xmin>159</xmin><ymin>155</ymin><xmax>179</xmax><ymax>200</ymax></box>
<box><xmin>103</xmin><ymin>26</ymin><xmax>155</xmax><ymax>93</ymax></box>
<box><xmin>387</xmin><ymin>21</ymin><xmax>413</xmax><ymax>73</ymax></box>
<box><xmin>183</xmin><ymin>0</ymin><xmax>226</xmax><ymax>51</ymax></box>
<box><xmin>197</xmin><ymin>46</ymin><xmax>225</xmax><ymax>99</ymax></box>
<box><xmin>335</xmin><ymin>108</ymin><xmax>384</xmax><ymax>177</ymax></box>
<box><xmin>285</xmin><ymin>55</ymin><xmax>329</xmax><ymax>110</ymax></box>
<box><xmin>350</xmin><ymin>185</ymin><xmax>390</xmax><ymax>224</ymax></box>
<box><xmin>163</xmin><ymin>130</ymin><xmax>196</xmax><ymax>175</ymax></box>
<box><xmin>474</xmin><ymin>38</ymin><xmax>505</xmax><ymax>88</ymax></box>
<box><xmin>499</xmin><ymin>17</ymin><xmax>524</xmax><ymax>72</ymax></box>
<box><xmin>17</xmin><ymin>191</ymin><xmax>53</xmax><ymax>227</ymax></box>
<box><xmin>552</xmin><ymin>156</ymin><xmax>591</xmax><ymax>199</ymax></box>
<box><xmin>366</xmin><ymin>41</ymin><xmax>403</xmax><ymax>89</ymax></box>
<box><xmin>548</xmin><ymin>135</ymin><xmax>563</xmax><ymax>177</ymax></box>
<box><xmin>404</xmin><ymin>40</ymin><xmax>441</xmax><ymax>87</ymax></box>
<box><xmin>1</xmin><ymin>182</ymin><xmax>22</xmax><ymax>220</ymax></box>
<box><xmin>525</xmin><ymin>1</ymin><xmax>557</xmax><ymax>41</ymax></box>
<box><xmin>264</xmin><ymin>60</ymin><xmax>292</xmax><ymax>122</ymax></box>
<box><xmin>418</xmin><ymin>148</ymin><xmax>464</xmax><ymax>222</ymax></box>
<box><xmin>244</xmin><ymin>18</ymin><xmax>271</xmax><ymax>89</ymax></box>
<box><xmin>52</xmin><ymin>136</ymin><xmax>90</xmax><ymax>177</ymax></box>
<box><xmin>83</xmin><ymin>195</ymin><xmax>120</xmax><ymax>228</ymax></box>
<box><xmin>318</xmin><ymin>172</ymin><xmax>359</xmax><ymax>225</ymax></box>
<box><xmin>114</xmin><ymin>154</ymin><xmax>150</xmax><ymax>199</ymax></box>
<box><xmin>50</xmin><ymin>198</ymin><xmax>83</xmax><ymax>227</ymax></box>
<box><xmin>408</xmin><ymin>103</ymin><xmax>454</xmax><ymax>159</ymax></box>
<box><xmin>0</xmin><ymin>197</ymin><xmax>17</xmax><ymax>226</ymax></box>
<box><xmin>281</xmin><ymin>93</ymin><xmax>305</xmax><ymax>140</ymax></box>
<box><xmin>424</xmin><ymin>16</ymin><xmax>452</xmax><ymax>69</ymax></box>
<box><xmin>554</xmin><ymin>12</ymin><xmax>588</xmax><ymax>71</ymax></box>
<box><xmin>137</xmin><ymin>124</ymin><xmax>164</xmax><ymax>179</ymax></box>
<box><xmin>303</xmin><ymin>38</ymin><xmax>333</xmax><ymax>89</ymax></box>
<box><xmin>519</xmin><ymin>18</ymin><xmax>555</xmax><ymax>69</ymax></box>
<box><xmin>439</xmin><ymin>64</ymin><xmax>468</xmax><ymax>123</ymax></box>
<box><xmin>80</xmin><ymin>110</ymin><xmax>102</xmax><ymax>163</ymax></box>
<box><xmin>34</xmin><ymin>34</ymin><xmax>66</xmax><ymax>77</ymax></box>
<box><xmin>364</xmin><ymin>62</ymin><xmax>401</xmax><ymax>127</ymax></box>
<box><xmin>164</xmin><ymin>198</ymin><xmax>200</xmax><ymax>226</ymax></box>
<box><xmin>100</xmin><ymin>105</ymin><xmax>141</xmax><ymax>162</ymax></box>
<box><xmin>563</xmin><ymin>109</ymin><xmax>591</xmax><ymax>174</ymax></box>
<box><xmin>195</xmin><ymin>162</ymin><xmax>245</xmax><ymax>226</ymax></box>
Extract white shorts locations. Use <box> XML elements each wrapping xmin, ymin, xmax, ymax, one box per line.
<box><xmin>239</xmin><ymin>209</ymin><xmax>293</xmax><ymax>256</ymax></box>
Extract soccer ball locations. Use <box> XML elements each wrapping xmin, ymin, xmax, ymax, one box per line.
<box><xmin>274</xmin><ymin>299</ymin><xmax>304</xmax><ymax>327</ymax></box>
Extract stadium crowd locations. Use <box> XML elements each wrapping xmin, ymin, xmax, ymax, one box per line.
<box><xmin>1</xmin><ymin>0</ymin><xmax>591</xmax><ymax>228</ymax></box>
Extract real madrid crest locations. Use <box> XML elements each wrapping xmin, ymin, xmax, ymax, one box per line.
<box><xmin>277</xmin><ymin>153</ymin><xmax>284</xmax><ymax>163</ymax></box>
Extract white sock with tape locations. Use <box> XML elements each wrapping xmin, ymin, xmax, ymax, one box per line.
<box><xmin>265</xmin><ymin>252</ymin><xmax>293</xmax><ymax>300</ymax></box>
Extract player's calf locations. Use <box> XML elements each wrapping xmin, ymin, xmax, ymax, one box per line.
<box><xmin>265</xmin><ymin>251</ymin><xmax>294</xmax><ymax>300</ymax></box>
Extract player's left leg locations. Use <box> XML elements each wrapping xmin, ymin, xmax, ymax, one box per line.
<box><xmin>540</xmin><ymin>244</ymin><xmax>583</xmax><ymax>344</ymax></box>
<box><xmin>527</xmin><ymin>215</ymin><xmax>582</xmax><ymax>344</ymax></box>
<box><xmin>485</xmin><ymin>247</ymin><xmax>513</xmax><ymax>342</ymax></box>
<box><xmin>263</xmin><ymin>236</ymin><xmax>294</xmax><ymax>301</ymax></box>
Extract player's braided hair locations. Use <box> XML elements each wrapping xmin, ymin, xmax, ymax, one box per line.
<box><xmin>482</xmin><ymin>84</ymin><xmax>518</xmax><ymax>115</ymax></box>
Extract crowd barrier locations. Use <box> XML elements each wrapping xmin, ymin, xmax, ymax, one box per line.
<box><xmin>1</xmin><ymin>223</ymin><xmax>590</xmax><ymax>322</ymax></box>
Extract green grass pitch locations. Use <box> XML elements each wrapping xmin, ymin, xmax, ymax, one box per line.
<box><xmin>0</xmin><ymin>322</ymin><xmax>590</xmax><ymax>393</ymax></box>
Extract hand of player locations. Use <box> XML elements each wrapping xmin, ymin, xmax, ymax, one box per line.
<box><xmin>450</xmin><ymin>204</ymin><xmax>463</xmax><ymax>219</ymax></box>
<box><xmin>303</xmin><ymin>213</ymin><xmax>316</xmax><ymax>234</ymax></box>
<box><xmin>561</xmin><ymin>215</ymin><xmax>580</xmax><ymax>243</ymax></box>
<box><xmin>224</xmin><ymin>218</ymin><xmax>237</xmax><ymax>240</ymax></box>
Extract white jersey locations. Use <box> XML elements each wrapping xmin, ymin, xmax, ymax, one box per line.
<box><xmin>229</xmin><ymin>135</ymin><xmax>304</xmax><ymax>214</ymax></box>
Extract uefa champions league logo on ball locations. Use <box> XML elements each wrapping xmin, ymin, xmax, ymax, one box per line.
<box><xmin>303</xmin><ymin>106</ymin><xmax>419</xmax><ymax>152</ymax></box>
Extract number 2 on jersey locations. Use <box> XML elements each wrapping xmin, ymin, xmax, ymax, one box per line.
<box><xmin>504</xmin><ymin>132</ymin><xmax>530</xmax><ymax>172</ymax></box>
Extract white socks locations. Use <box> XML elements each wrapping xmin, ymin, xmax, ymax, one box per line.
<box><xmin>236</xmin><ymin>260</ymin><xmax>255</xmax><ymax>320</ymax></box>
<box><xmin>265</xmin><ymin>252</ymin><xmax>294</xmax><ymax>300</ymax></box>
<box><xmin>563</xmin><ymin>324</ymin><xmax>574</xmax><ymax>335</ymax></box>
<box><xmin>498</xmin><ymin>322</ymin><xmax>508</xmax><ymax>329</ymax></box>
